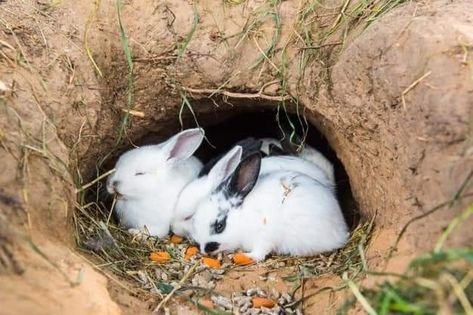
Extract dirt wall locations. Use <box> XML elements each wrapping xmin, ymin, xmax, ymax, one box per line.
<box><xmin>0</xmin><ymin>0</ymin><xmax>472</xmax><ymax>313</ymax></box>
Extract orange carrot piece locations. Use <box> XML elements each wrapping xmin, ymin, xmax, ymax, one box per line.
<box><xmin>252</xmin><ymin>297</ymin><xmax>276</xmax><ymax>308</ymax></box>
<box><xmin>184</xmin><ymin>246</ymin><xmax>199</xmax><ymax>260</ymax></box>
<box><xmin>233</xmin><ymin>253</ymin><xmax>255</xmax><ymax>266</ymax></box>
<box><xmin>170</xmin><ymin>234</ymin><xmax>183</xmax><ymax>244</ymax></box>
<box><xmin>149</xmin><ymin>251</ymin><xmax>171</xmax><ymax>263</ymax></box>
<box><xmin>198</xmin><ymin>298</ymin><xmax>214</xmax><ymax>309</ymax></box>
<box><xmin>202</xmin><ymin>257</ymin><xmax>221</xmax><ymax>268</ymax></box>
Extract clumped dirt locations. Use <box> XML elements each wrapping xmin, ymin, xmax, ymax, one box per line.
<box><xmin>0</xmin><ymin>0</ymin><xmax>472</xmax><ymax>314</ymax></box>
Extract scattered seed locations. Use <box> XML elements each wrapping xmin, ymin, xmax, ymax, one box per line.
<box><xmin>211</xmin><ymin>295</ymin><xmax>233</xmax><ymax>310</ymax></box>
<box><xmin>282</xmin><ymin>292</ymin><xmax>292</xmax><ymax>303</ymax></box>
<box><xmin>160</xmin><ymin>272</ymin><xmax>168</xmax><ymax>281</ymax></box>
<box><xmin>249</xmin><ymin>308</ymin><xmax>262</xmax><ymax>315</ymax></box>
<box><xmin>137</xmin><ymin>270</ymin><xmax>148</xmax><ymax>284</ymax></box>
<box><xmin>256</xmin><ymin>289</ymin><xmax>267</xmax><ymax>297</ymax></box>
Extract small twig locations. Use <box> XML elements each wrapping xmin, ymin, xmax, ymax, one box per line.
<box><xmin>257</xmin><ymin>79</ymin><xmax>280</xmax><ymax>95</ymax></box>
<box><xmin>76</xmin><ymin>168</ymin><xmax>115</xmax><ymax>193</ymax></box>
<box><xmin>153</xmin><ymin>262</ymin><xmax>199</xmax><ymax>313</ymax></box>
<box><xmin>180</xmin><ymin>86</ymin><xmax>292</xmax><ymax>102</ymax></box>
<box><xmin>106</xmin><ymin>196</ymin><xmax>117</xmax><ymax>225</ymax></box>
<box><xmin>121</xmin><ymin>108</ymin><xmax>145</xmax><ymax>118</ymax></box>
<box><xmin>401</xmin><ymin>71</ymin><xmax>432</xmax><ymax>110</ymax></box>
<box><xmin>331</xmin><ymin>0</ymin><xmax>351</xmax><ymax>29</ymax></box>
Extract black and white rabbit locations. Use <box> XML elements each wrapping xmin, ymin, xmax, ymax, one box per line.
<box><xmin>171</xmin><ymin>139</ymin><xmax>335</xmax><ymax>237</ymax></box>
<box><xmin>190</xmin><ymin>150</ymin><xmax>349</xmax><ymax>261</ymax></box>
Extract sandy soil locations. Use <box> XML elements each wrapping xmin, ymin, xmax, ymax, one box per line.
<box><xmin>0</xmin><ymin>0</ymin><xmax>472</xmax><ymax>314</ymax></box>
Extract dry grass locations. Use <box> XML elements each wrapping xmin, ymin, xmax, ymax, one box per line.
<box><xmin>73</xmin><ymin>170</ymin><xmax>373</xmax><ymax>313</ymax></box>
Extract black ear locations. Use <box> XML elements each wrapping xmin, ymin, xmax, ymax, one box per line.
<box><xmin>235</xmin><ymin>137</ymin><xmax>263</xmax><ymax>158</ymax></box>
<box><xmin>227</xmin><ymin>153</ymin><xmax>261</xmax><ymax>198</ymax></box>
<box><xmin>268</xmin><ymin>143</ymin><xmax>285</xmax><ymax>156</ymax></box>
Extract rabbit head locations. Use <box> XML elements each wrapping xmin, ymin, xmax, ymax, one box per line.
<box><xmin>191</xmin><ymin>153</ymin><xmax>261</xmax><ymax>255</ymax></box>
<box><xmin>171</xmin><ymin>145</ymin><xmax>243</xmax><ymax>236</ymax></box>
<box><xmin>106</xmin><ymin>128</ymin><xmax>204</xmax><ymax>201</ymax></box>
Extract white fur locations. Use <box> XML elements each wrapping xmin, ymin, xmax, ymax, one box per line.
<box><xmin>106</xmin><ymin>128</ymin><xmax>204</xmax><ymax>237</ymax></box>
<box><xmin>171</xmin><ymin>143</ymin><xmax>334</xmax><ymax>237</ymax></box>
<box><xmin>171</xmin><ymin>146</ymin><xmax>242</xmax><ymax>236</ymax></box>
<box><xmin>191</xmin><ymin>156</ymin><xmax>349</xmax><ymax>261</ymax></box>
<box><xmin>260</xmin><ymin>138</ymin><xmax>334</xmax><ymax>184</ymax></box>
<box><xmin>299</xmin><ymin>146</ymin><xmax>335</xmax><ymax>184</ymax></box>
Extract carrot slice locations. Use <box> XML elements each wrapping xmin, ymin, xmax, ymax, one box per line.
<box><xmin>170</xmin><ymin>235</ymin><xmax>183</xmax><ymax>244</ymax></box>
<box><xmin>233</xmin><ymin>253</ymin><xmax>255</xmax><ymax>266</ymax></box>
<box><xmin>184</xmin><ymin>246</ymin><xmax>199</xmax><ymax>260</ymax></box>
<box><xmin>149</xmin><ymin>251</ymin><xmax>171</xmax><ymax>263</ymax></box>
<box><xmin>202</xmin><ymin>257</ymin><xmax>221</xmax><ymax>268</ymax></box>
<box><xmin>252</xmin><ymin>297</ymin><xmax>276</xmax><ymax>308</ymax></box>
<box><xmin>198</xmin><ymin>298</ymin><xmax>214</xmax><ymax>309</ymax></box>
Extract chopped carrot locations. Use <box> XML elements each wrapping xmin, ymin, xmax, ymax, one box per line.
<box><xmin>184</xmin><ymin>246</ymin><xmax>199</xmax><ymax>260</ymax></box>
<box><xmin>202</xmin><ymin>257</ymin><xmax>221</xmax><ymax>268</ymax></box>
<box><xmin>198</xmin><ymin>298</ymin><xmax>214</xmax><ymax>309</ymax></box>
<box><xmin>251</xmin><ymin>297</ymin><xmax>276</xmax><ymax>308</ymax></box>
<box><xmin>233</xmin><ymin>253</ymin><xmax>255</xmax><ymax>266</ymax></box>
<box><xmin>170</xmin><ymin>234</ymin><xmax>183</xmax><ymax>244</ymax></box>
<box><xmin>149</xmin><ymin>251</ymin><xmax>171</xmax><ymax>263</ymax></box>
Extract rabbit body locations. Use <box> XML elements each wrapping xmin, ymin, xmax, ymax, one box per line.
<box><xmin>260</xmin><ymin>138</ymin><xmax>334</xmax><ymax>184</ymax></box>
<box><xmin>171</xmin><ymin>142</ymin><xmax>334</xmax><ymax>237</ymax></box>
<box><xmin>107</xmin><ymin>129</ymin><xmax>204</xmax><ymax>237</ymax></box>
<box><xmin>191</xmin><ymin>152</ymin><xmax>349</xmax><ymax>261</ymax></box>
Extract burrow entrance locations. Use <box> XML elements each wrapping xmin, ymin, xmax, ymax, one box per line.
<box><xmin>78</xmin><ymin>101</ymin><xmax>366</xmax><ymax>314</ymax></box>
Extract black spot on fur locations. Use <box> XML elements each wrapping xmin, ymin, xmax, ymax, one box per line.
<box><xmin>211</xmin><ymin>213</ymin><xmax>227</xmax><ymax>234</ymax></box>
<box><xmin>204</xmin><ymin>242</ymin><xmax>220</xmax><ymax>253</ymax></box>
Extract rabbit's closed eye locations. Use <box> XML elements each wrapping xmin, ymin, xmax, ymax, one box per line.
<box><xmin>135</xmin><ymin>172</ymin><xmax>145</xmax><ymax>176</ymax></box>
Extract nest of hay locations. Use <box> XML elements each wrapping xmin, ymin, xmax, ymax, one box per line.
<box><xmin>73</xmin><ymin>169</ymin><xmax>373</xmax><ymax>313</ymax></box>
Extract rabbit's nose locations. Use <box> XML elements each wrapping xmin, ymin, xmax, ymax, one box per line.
<box><xmin>204</xmin><ymin>242</ymin><xmax>220</xmax><ymax>254</ymax></box>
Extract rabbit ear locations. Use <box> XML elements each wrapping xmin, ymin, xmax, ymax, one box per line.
<box><xmin>268</xmin><ymin>143</ymin><xmax>285</xmax><ymax>156</ymax></box>
<box><xmin>226</xmin><ymin>153</ymin><xmax>261</xmax><ymax>198</ymax></box>
<box><xmin>208</xmin><ymin>146</ymin><xmax>243</xmax><ymax>185</ymax></box>
<box><xmin>163</xmin><ymin>128</ymin><xmax>204</xmax><ymax>163</ymax></box>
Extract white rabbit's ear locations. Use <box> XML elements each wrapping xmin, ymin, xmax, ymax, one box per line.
<box><xmin>163</xmin><ymin>128</ymin><xmax>204</xmax><ymax>163</ymax></box>
<box><xmin>226</xmin><ymin>153</ymin><xmax>261</xmax><ymax>198</ymax></box>
<box><xmin>208</xmin><ymin>146</ymin><xmax>243</xmax><ymax>185</ymax></box>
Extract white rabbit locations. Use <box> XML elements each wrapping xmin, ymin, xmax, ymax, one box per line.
<box><xmin>106</xmin><ymin>128</ymin><xmax>204</xmax><ymax>237</ymax></box>
<box><xmin>190</xmin><ymin>151</ymin><xmax>349</xmax><ymax>261</ymax></box>
<box><xmin>298</xmin><ymin>145</ymin><xmax>335</xmax><ymax>184</ymax></box>
<box><xmin>171</xmin><ymin>140</ymin><xmax>334</xmax><ymax>237</ymax></box>
<box><xmin>260</xmin><ymin>137</ymin><xmax>335</xmax><ymax>184</ymax></box>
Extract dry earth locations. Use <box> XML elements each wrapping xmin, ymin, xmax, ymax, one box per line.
<box><xmin>0</xmin><ymin>0</ymin><xmax>472</xmax><ymax>314</ymax></box>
